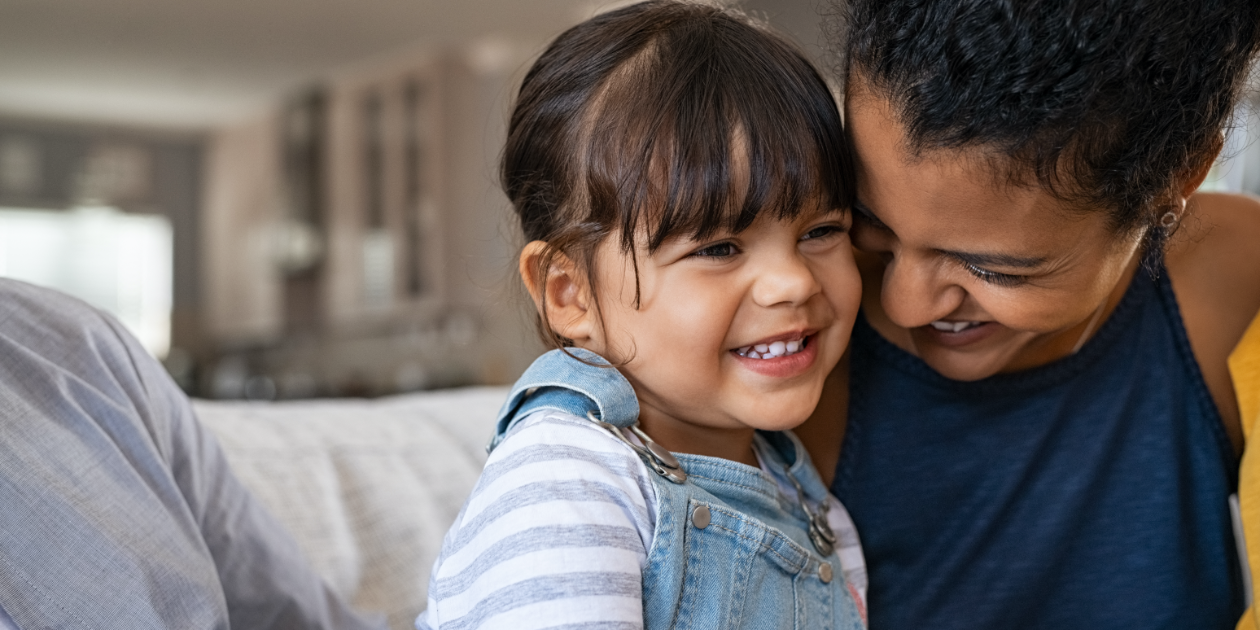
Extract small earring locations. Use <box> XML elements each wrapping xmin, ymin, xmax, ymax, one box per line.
<box><xmin>1160</xmin><ymin>210</ymin><xmax>1179</xmax><ymax>230</ymax></box>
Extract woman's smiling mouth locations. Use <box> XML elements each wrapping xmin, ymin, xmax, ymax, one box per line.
<box><xmin>929</xmin><ymin>320</ymin><xmax>984</xmax><ymax>333</ymax></box>
<box><xmin>917</xmin><ymin>319</ymin><xmax>1000</xmax><ymax>349</ymax></box>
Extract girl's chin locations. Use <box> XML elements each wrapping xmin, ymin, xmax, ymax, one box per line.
<box><xmin>735</xmin><ymin>409</ymin><xmax>815</xmax><ymax>433</ymax></box>
<box><xmin>727</xmin><ymin>385</ymin><xmax>827</xmax><ymax>432</ymax></box>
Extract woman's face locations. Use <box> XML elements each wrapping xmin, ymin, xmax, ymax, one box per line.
<box><xmin>846</xmin><ymin>92</ymin><xmax>1145</xmax><ymax>381</ymax></box>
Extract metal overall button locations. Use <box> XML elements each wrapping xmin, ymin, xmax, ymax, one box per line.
<box><xmin>691</xmin><ymin>504</ymin><xmax>711</xmax><ymax>529</ymax></box>
<box><xmin>818</xmin><ymin>561</ymin><xmax>833</xmax><ymax>584</ymax></box>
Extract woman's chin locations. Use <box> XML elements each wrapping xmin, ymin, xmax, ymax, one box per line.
<box><xmin>909</xmin><ymin>332</ymin><xmax>1023</xmax><ymax>382</ymax></box>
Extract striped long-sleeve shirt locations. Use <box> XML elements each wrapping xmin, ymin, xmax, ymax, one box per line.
<box><xmin>415</xmin><ymin>410</ymin><xmax>866</xmax><ymax>630</ymax></box>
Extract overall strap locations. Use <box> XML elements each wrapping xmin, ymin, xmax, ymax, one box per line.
<box><xmin>487</xmin><ymin>348</ymin><xmax>639</xmax><ymax>453</ymax></box>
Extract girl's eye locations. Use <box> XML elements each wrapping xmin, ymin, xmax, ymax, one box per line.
<box><xmin>964</xmin><ymin>262</ymin><xmax>1027</xmax><ymax>287</ymax></box>
<box><xmin>802</xmin><ymin>224</ymin><xmax>846</xmax><ymax>241</ymax></box>
<box><xmin>690</xmin><ymin>241</ymin><xmax>739</xmax><ymax>258</ymax></box>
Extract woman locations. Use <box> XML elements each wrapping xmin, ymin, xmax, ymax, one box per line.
<box><xmin>797</xmin><ymin>0</ymin><xmax>1260</xmax><ymax>627</ymax></box>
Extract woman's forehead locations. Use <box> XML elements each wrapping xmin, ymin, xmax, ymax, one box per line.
<box><xmin>849</xmin><ymin>92</ymin><xmax>1094</xmax><ymax>211</ymax></box>
<box><xmin>846</xmin><ymin>97</ymin><xmax>1120</xmax><ymax>255</ymax></box>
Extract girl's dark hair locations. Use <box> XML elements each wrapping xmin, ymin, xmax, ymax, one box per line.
<box><xmin>832</xmin><ymin>0</ymin><xmax>1260</xmax><ymax>242</ymax></box>
<box><xmin>504</xmin><ymin>0</ymin><xmax>853</xmax><ymax>349</ymax></box>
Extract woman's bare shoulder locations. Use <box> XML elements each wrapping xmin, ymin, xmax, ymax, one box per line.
<box><xmin>1167</xmin><ymin>191</ymin><xmax>1260</xmax><ymax>449</ymax></box>
<box><xmin>1169</xmin><ymin>191</ymin><xmax>1260</xmax><ymax>333</ymax></box>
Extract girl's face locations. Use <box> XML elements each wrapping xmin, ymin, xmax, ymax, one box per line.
<box><xmin>585</xmin><ymin>204</ymin><xmax>860</xmax><ymax>462</ymax></box>
<box><xmin>845</xmin><ymin>92</ymin><xmax>1145</xmax><ymax>381</ymax></box>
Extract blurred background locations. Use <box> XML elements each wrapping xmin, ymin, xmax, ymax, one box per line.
<box><xmin>0</xmin><ymin>0</ymin><xmax>1254</xmax><ymax>400</ymax></box>
<box><xmin>0</xmin><ymin>0</ymin><xmax>835</xmax><ymax>399</ymax></box>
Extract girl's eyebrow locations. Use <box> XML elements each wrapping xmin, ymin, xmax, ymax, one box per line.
<box><xmin>804</xmin><ymin>209</ymin><xmax>849</xmax><ymax>223</ymax></box>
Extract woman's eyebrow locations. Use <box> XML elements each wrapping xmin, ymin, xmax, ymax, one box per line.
<box><xmin>943</xmin><ymin>250</ymin><xmax>1049</xmax><ymax>269</ymax></box>
<box><xmin>852</xmin><ymin>201</ymin><xmax>888</xmax><ymax>226</ymax></box>
<box><xmin>855</xmin><ymin>199</ymin><xmax>1047</xmax><ymax>269</ymax></box>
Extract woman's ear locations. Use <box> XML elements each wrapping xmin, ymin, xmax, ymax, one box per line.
<box><xmin>519</xmin><ymin>241</ymin><xmax>597</xmax><ymax>343</ymax></box>
<box><xmin>1179</xmin><ymin>133</ymin><xmax>1225</xmax><ymax>199</ymax></box>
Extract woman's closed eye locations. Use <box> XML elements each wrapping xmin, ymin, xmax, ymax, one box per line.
<box><xmin>962</xmin><ymin>262</ymin><xmax>1028</xmax><ymax>287</ymax></box>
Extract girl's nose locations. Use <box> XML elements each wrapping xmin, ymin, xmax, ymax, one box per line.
<box><xmin>878</xmin><ymin>253</ymin><xmax>966</xmax><ymax>328</ymax></box>
<box><xmin>752</xmin><ymin>252</ymin><xmax>821</xmax><ymax>307</ymax></box>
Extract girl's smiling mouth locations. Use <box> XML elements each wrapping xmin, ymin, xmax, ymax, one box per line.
<box><xmin>731</xmin><ymin>331</ymin><xmax>821</xmax><ymax>379</ymax></box>
<box><xmin>734</xmin><ymin>335</ymin><xmax>809</xmax><ymax>359</ymax></box>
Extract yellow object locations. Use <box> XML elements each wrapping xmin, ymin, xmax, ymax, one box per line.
<box><xmin>1232</xmin><ymin>310</ymin><xmax>1260</xmax><ymax>630</ymax></box>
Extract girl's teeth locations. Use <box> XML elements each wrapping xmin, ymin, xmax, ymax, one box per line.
<box><xmin>736</xmin><ymin>338</ymin><xmax>807</xmax><ymax>359</ymax></box>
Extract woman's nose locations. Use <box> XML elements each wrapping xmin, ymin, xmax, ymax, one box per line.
<box><xmin>878</xmin><ymin>253</ymin><xmax>966</xmax><ymax>328</ymax></box>
<box><xmin>752</xmin><ymin>252</ymin><xmax>821</xmax><ymax>308</ymax></box>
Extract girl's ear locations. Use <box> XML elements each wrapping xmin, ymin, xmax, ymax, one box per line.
<box><xmin>519</xmin><ymin>241</ymin><xmax>597</xmax><ymax>343</ymax></box>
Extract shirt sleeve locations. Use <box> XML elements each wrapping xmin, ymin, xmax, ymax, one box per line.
<box><xmin>0</xmin><ymin>279</ymin><xmax>381</xmax><ymax>630</ymax></box>
<box><xmin>827</xmin><ymin>495</ymin><xmax>868</xmax><ymax>622</ymax></box>
<box><xmin>121</xmin><ymin>319</ymin><xmax>384</xmax><ymax>630</ymax></box>
<box><xmin>417</xmin><ymin>411</ymin><xmax>657</xmax><ymax>630</ymax></box>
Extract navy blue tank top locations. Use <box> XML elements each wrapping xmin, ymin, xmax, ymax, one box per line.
<box><xmin>832</xmin><ymin>262</ymin><xmax>1243</xmax><ymax>629</ymax></box>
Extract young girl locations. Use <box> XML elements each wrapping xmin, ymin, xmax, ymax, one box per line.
<box><xmin>417</xmin><ymin>2</ymin><xmax>866</xmax><ymax>628</ymax></box>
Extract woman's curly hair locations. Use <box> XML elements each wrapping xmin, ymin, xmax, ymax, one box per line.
<box><xmin>831</xmin><ymin>0</ymin><xmax>1260</xmax><ymax>245</ymax></box>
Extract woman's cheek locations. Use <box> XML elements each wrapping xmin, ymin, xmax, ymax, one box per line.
<box><xmin>978</xmin><ymin>293</ymin><xmax>1074</xmax><ymax>333</ymax></box>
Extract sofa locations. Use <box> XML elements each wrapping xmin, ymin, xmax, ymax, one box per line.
<box><xmin>192</xmin><ymin>386</ymin><xmax>510</xmax><ymax>630</ymax></box>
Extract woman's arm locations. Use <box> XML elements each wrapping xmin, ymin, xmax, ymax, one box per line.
<box><xmin>1168</xmin><ymin>191</ymin><xmax>1260</xmax><ymax>453</ymax></box>
<box><xmin>795</xmin><ymin>353</ymin><xmax>851</xmax><ymax>487</ymax></box>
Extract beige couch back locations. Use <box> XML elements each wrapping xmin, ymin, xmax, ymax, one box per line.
<box><xmin>193</xmin><ymin>386</ymin><xmax>508</xmax><ymax>630</ymax></box>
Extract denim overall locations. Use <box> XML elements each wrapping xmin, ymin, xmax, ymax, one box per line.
<box><xmin>489</xmin><ymin>348</ymin><xmax>866</xmax><ymax>630</ymax></box>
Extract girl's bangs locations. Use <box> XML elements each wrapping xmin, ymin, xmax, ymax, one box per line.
<box><xmin>578</xmin><ymin>18</ymin><xmax>852</xmax><ymax>253</ymax></box>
